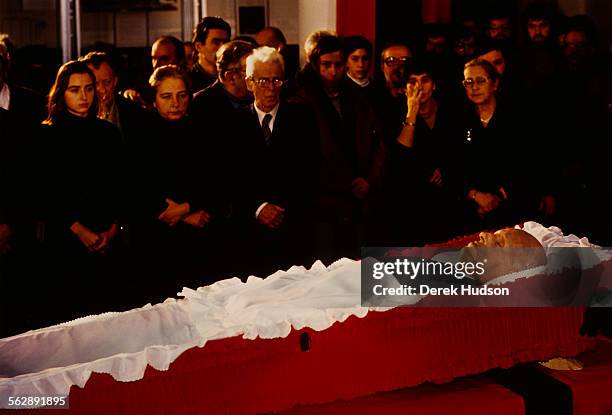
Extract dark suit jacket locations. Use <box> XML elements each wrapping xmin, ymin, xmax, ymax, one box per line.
<box><xmin>241</xmin><ymin>101</ymin><xmax>320</xmax><ymax>223</ymax></box>
<box><xmin>7</xmin><ymin>84</ymin><xmax>46</xmax><ymax>126</ymax></box>
<box><xmin>0</xmin><ymin>108</ymin><xmax>12</xmax><ymax>224</ymax></box>
<box><xmin>188</xmin><ymin>81</ymin><xmax>255</xmax><ymax>219</ymax></box>
<box><xmin>114</xmin><ymin>93</ymin><xmax>148</xmax><ymax>143</ymax></box>
<box><xmin>189</xmin><ymin>80</ymin><xmax>251</xmax><ymax>122</ymax></box>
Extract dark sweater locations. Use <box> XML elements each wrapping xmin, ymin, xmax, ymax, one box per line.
<box><xmin>38</xmin><ymin>113</ymin><xmax>123</xmax><ymax>235</ymax></box>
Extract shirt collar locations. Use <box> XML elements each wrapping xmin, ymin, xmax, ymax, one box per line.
<box><xmin>254</xmin><ymin>103</ymin><xmax>280</xmax><ymax>132</ymax></box>
<box><xmin>0</xmin><ymin>83</ymin><xmax>10</xmax><ymax>111</ymax></box>
<box><xmin>347</xmin><ymin>73</ymin><xmax>370</xmax><ymax>87</ymax></box>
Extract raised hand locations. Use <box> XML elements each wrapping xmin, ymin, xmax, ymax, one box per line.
<box><xmin>257</xmin><ymin>204</ymin><xmax>285</xmax><ymax>229</ymax></box>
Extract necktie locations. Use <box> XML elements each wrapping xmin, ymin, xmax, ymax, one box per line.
<box><xmin>262</xmin><ymin>113</ymin><xmax>272</xmax><ymax>145</ymax></box>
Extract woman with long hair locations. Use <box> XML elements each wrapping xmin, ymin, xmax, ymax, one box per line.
<box><xmin>38</xmin><ymin>60</ymin><xmax>124</xmax><ymax>323</ymax></box>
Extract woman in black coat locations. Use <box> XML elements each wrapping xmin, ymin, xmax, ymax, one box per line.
<box><xmin>129</xmin><ymin>65</ymin><xmax>220</xmax><ymax>301</ymax></box>
<box><xmin>454</xmin><ymin>58</ymin><xmax>525</xmax><ymax>233</ymax></box>
<box><xmin>37</xmin><ymin>61</ymin><xmax>124</xmax><ymax>323</ymax></box>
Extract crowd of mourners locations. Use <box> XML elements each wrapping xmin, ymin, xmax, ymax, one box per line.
<box><xmin>0</xmin><ymin>3</ymin><xmax>610</xmax><ymax>335</ymax></box>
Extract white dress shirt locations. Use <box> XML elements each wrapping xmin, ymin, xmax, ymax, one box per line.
<box><xmin>0</xmin><ymin>83</ymin><xmax>10</xmax><ymax>111</ymax></box>
<box><xmin>254</xmin><ymin>103</ymin><xmax>279</xmax><ymax>133</ymax></box>
<box><xmin>254</xmin><ymin>103</ymin><xmax>280</xmax><ymax>218</ymax></box>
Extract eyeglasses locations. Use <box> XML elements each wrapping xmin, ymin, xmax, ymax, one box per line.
<box><xmin>462</xmin><ymin>76</ymin><xmax>489</xmax><ymax>88</ymax></box>
<box><xmin>383</xmin><ymin>56</ymin><xmax>410</xmax><ymax>67</ymax></box>
<box><xmin>251</xmin><ymin>77</ymin><xmax>285</xmax><ymax>88</ymax></box>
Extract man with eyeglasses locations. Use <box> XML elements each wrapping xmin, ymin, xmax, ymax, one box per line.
<box><xmin>187</xmin><ymin>40</ymin><xmax>256</xmax><ymax>278</ymax></box>
<box><xmin>380</xmin><ymin>41</ymin><xmax>413</xmax><ymax>99</ymax></box>
<box><xmin>294</xmin><ymin>34</ymin><xmax>385</xmax><ymax>263</ymax></box>
<box><xmin>189</xmin><ymin>40</ymin><xmax>255</xmax><ymax>120</ymax></box>
<box><xmin>238</xmin><ymin>46</ymin><xmax>319</xmax><ymax>274</ymax></box>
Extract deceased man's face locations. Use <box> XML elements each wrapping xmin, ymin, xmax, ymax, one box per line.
<box><xmin>462</xmin><ymin>229</ymin><xmax>546</xmax><ymax>283</ymax></box>
<box><xmin>468</xmin><ymin>228</ymin><xmax>543</xmax><ymax>249</ymax></box>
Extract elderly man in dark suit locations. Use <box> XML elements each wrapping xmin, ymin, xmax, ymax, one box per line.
<box><xmin>241</xmin><ymin>46</ymin><xmax>319</xmax><ymax>274</ymax></box>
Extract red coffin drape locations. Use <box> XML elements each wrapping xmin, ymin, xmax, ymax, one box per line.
<box><xmin>4</xmin><ymin>230</ymin><xmax>597</xmax><ymax>415</ymax></box>
<box><xmin>540</xmin><ymin>339</ymin><xmax>612</xmax><ymax>415</ymax></box>
<box><xmin>10</xmin><ymin>307</ymin><xmax>592</xmax><ymax>415</ymax></box>
<box><xmin>278</xmin><ymin>377</ymin><xmax>525</xmax><ymax>415</ymax></box>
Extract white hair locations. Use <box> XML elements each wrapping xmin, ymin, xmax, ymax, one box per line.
<box><xmin>245</xmin><ymin>46</ymin><xmax>285</xmax><ymax>78</ymax></box>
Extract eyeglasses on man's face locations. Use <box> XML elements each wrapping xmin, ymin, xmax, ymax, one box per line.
<box><xmin>251</xmin><ymin>77</ymin><xmax>285</xmax><ymax>88</ymax></box>
<box><xmin>383</xmin><ymin>56</ymin><xmax>410</xmax><ymax>67</ymax></box>
<box><xmin>462</xmin><ymin>76</ymin><xmax>490</xmax><ymax>88</ymax></box>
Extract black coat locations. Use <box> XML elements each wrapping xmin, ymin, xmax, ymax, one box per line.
<box><xmin>114</xmin><ymin>94</ymin><xmax>149</xmax><ymax>143</ymax></box>
<box><xmin>189</xmin><ymin>63</ymin><xmax>217</xmax><ymax>95</ymax></box>
<box><xmin>7</xmin><ymin>84</ymin><xmax>46</xmax><ymax>127</ymax></box>
<box><xmin>293</xmin><ymin>71</ymin><xmax>386</xmax><ymax>221</ymax></box>
<box><xmin>38</xmin><ymin>114</ymin><xmax>123</xmax><ymax>237</ymax></box>
<box><xmin>0</xmin><ymin>108</ymin><xmax>12</xmax><ymax>225</ymax></box>
<box><xmin>188</xmin><ymin>81</ymin><xmax>257</xmax><ymax>219</ymax></box>
<box><xmin>130</xmin><ymin>112</ymin><xmax>221</xmax><ymax>219</ymax></box>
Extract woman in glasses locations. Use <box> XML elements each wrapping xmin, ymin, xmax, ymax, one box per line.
<box><xmin>456</xmin><ymin>58</ymin><xmax>523</xmax><ymax>232</ymax></box>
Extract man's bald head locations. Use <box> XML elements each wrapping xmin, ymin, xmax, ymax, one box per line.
<box><xmin>462</xmin><ymin>228</ymin><xmax>546</xmax><ymax>283</ymax></box>
<box><xmin>256</xmin><ymin>27</ymin><xmax>287</xmax><ymax>51</ymax></box>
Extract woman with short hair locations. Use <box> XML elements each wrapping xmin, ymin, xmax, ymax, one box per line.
<box><xmin>456</xmin><ymin>58</ymin><xmax>523</xmax><ymax>231</ymax></box>
<box><xmin>130</xmin><ymin>65</ymin><xmax>218</xmax><ymax>301</ymax></box>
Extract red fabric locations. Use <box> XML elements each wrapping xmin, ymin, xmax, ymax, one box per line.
<box><xmin>542</xmin><ymin>339</ymin><xmax>612</xmax><ymax>415</ymax></box>
<box><xmin>279</xmin><ymin>377</ymin><xmax>525</xmax><ymax>415</ymax></box>
<box><xmin>421</xmin><ymin>0</ymin><xmax>452</xmax><ymax>24</ymax></box>
<box><xmin>11</xmin><ymin>308</ymin><xmax>592</xmax><ymax>415</ymax></box>
<box><xmin>336</xmin><ymin>0</ymin><xmax>376</xmax><ymax>47</ymax></box>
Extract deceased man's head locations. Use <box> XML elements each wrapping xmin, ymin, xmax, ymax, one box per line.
<box><xmin>461</xmin><ymin>228</ymin><xmax>547</xmax><ymax>283</ymax></box>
